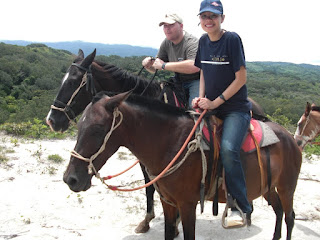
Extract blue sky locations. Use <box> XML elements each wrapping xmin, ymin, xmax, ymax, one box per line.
<box><xmin>1</xmin><ymin>0</ymin><xmax>319</xmax><ymax>65</ymax></box>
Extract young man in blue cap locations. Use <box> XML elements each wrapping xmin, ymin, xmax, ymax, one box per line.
<box><xmin>192</xmin><ymin>0</ymin><xmax>252</xmax><ymax>227</ymax></box>
<box><xmin>142</xmin><ymin>13</ymin><xmax>200</xmax><ymax>108</ymax></box>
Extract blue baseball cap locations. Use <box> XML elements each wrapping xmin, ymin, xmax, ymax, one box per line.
<box><xmin>199</xmin><ymin>0</ymin><xmax>223</xmax><ymax>15</ymax></box>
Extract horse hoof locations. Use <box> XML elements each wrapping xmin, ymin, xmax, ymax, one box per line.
<box><xmin>247</xmin><ymin>218</ymin><xmax>251</xmax><ymax>226</ymax></box>
<box><xmin>175</xmin><ymin>227</ymin><xmax>179</xmax><ymax>237</ymax></box>
<box><xmin>134</xmin><ymin>221</ymin><xmax>150</xmax><ymax>233</ymax></box>
<box><xmin>246</xmin><ymin>213</ymin><xmax>252</xmax><ymax>226</ymax></box>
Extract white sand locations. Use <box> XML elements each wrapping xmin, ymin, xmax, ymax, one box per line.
<box><xmin>0</xmin><ymin>132</ymin><xmax>319</xmax><ymax>240</ymax></box>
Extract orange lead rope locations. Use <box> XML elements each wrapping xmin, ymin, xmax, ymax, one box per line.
<box><xmin>102</xmin><ymin>109</ymin><xmax>208</xmax><ymax>192</ymax></box>
<box><xmin>102</xmin><ymin>159</ymin><xmax>140</xmax><ymax>180</ymax></box>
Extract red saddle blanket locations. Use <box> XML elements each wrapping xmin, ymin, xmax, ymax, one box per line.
<box><xmin>202</xmin><ymin>119</ymin><xmax>263</xmax><ymax>153</ymax></box>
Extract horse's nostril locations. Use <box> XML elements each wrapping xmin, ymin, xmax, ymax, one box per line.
<box><xmin>297</xmin><ymin>140</ymin><xmax>302</xmax><ymax>146</ymax></box>
<box><xmin>65</xmin><ymin>175</ymin><xmax>78</xmax><ymax>188</ymax></box>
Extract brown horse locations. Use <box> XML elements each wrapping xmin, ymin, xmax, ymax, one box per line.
<box><xmin>294</xmin><ymin>102</ymin><xmax>320</xmax><ymax>149</ymax></box>
<box><xmin>63</xmin><ymin>91</ymin><xmax>301</xmax><ymax>240</ymax></box>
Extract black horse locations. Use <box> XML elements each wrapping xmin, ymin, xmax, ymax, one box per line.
<box><xmin>47</xmin><ymin>49</ymin><xmax>267</xmax><ymax>233</ymax></box>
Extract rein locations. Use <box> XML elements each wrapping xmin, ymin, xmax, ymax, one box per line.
<box><xmin>137</xmin><ymin>57</ymin><xmax>158</xmax><ymax>97</ymax></box>
<box><xmin>71</xmin><ymin>108</ymin><xmax>208</xmax><ymax>192</ymax></box>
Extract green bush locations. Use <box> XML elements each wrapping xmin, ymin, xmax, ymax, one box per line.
<box><xmin>0</xmin><ymin>118</ymin><xmax>77</xmax><ymax>139</ymax></box>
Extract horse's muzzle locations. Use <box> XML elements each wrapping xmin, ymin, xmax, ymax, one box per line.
<box><xmin>63</xmin><ymin>171</ymin><xmax>92</xmax><ymax>192</ymax></box>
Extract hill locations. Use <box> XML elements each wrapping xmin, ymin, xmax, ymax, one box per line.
<box><xmin>0</xmin><ymin>40</ymin><xmax>158</xmax><ymax>57</ymax></box>
<box><xmin>0</xmin><ymin>42</ymin><xmax>319</xmax><ymax>129</ymax></box>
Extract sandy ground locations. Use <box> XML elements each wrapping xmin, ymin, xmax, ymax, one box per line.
<box><xmin>0</xmin><ymin>131</ymin><xmax>320</xmax><ymax>240</ymax></box>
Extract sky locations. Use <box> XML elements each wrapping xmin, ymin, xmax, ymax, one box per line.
<box><xmin>1</xmin><ymin>0</ymin><xmax>320</xmax><ymax>65</ymax></box>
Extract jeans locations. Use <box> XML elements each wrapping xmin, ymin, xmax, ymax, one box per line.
<box><xmin>182</xmin><ymin>79</ymin><xmax>200</xmax><ymax>108</ymax></box>
<box><xmin>220</xmin><ymin>111</ymin><xmax>252</xmax><ymax>213</ymax></box>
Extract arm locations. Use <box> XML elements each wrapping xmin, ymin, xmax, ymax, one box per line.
<box><xmin>197</xmin><ymin>66</ymin><xmax>247</xmax><ymax>110</ymax></box>
<box><xmin>192</xmin><ymin>70</ymin><xmax>205</xmax><ymax>108</ymax></box>
<box><xmin>153</xmin><ymin>58</ymin><xmax>200</xmax><ymax>74</ymax></box>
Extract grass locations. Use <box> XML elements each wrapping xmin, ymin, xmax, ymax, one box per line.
<box><xmin>0</xmin><ymin>145</ymin><xmax>9</xmax><ymax>163</ymax></box>
<box><xmin>48</xmin><ymin>154</ymin><xmax>64</xmax><ymax>163</ymax></box>
<box><xmin>117</xmin><ymin>151</ymin><xmax>129</xmax><ymax>160</ymax></box>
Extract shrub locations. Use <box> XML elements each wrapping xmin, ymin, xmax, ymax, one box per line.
<box><xmin>48</xmin><ymin>154</ymin><xmax>63</xmax><ymax>164</ymax></box>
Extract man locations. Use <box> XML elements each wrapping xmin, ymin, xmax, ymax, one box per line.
<box><xmin>142</xmin><ymin>13</ymin><xmax>200</xmax><ymax>108</ymax></box>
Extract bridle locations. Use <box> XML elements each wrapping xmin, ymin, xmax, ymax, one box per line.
<box><xmin>50</xmin><ymin>63</ymin><xmax>96</xmax><ymax>123</ymax></box>
<box><xmin>298</xmin><ymin>114</ymin><xmax>311</xmax><ymax>139</ymax></box>
<box><xmin>71</xmin><ymin>107</ymin><xmax>123</xmax><ymax>175</ymax></box>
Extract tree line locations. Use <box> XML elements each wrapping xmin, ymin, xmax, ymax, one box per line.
<box><xmin>0</xmin><ymin>42</ymin><xmax>320</xmax><ymax>133</ymax></box>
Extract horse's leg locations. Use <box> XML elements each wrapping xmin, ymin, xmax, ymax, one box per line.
<box><xmin>135</xmin><ymin>163</ymin><xmax>155</xmax><ymax>233</ymax></box>
<box><xmin>179</xmin><ymin>202</ymin><xmax>197</xmax><ymax>240</ymax></box>
<box><xmin>246</xmin><ymin>201</ymin><xmax>254</xmax><ymax>226</ymax></box>
<box><xmin>263</xmin><ymin>188</ymin><xmax>284</xmax><ymax>240</ymax></box>
<box><xmin>276</xmin><ymin>188</ymin><xmax>296</xmax><ymax>240</ymax></box>
<box><xmin>161</xmin><ymin>200</ymin><xmax>179</xmax><ymax>240</ymax></box>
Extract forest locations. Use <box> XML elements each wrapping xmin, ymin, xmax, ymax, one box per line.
<box><xmin>0</xmin><ymin>42</ymin><xmax>319</xmax><ymax>142</ymax></box>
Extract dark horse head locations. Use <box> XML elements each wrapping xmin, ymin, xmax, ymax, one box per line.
<box><xmin>46</xmin><ymin>49</ymin><xmax>97</xmax><ymax>132</ymax></box>
<box><xmin>46</xmin><ymin>49</ymin><xmax>178</xmax><ymax>132</ymax></box>
<box><xmin>63</xmin><ymin>91</ymin><xmax>135</xmax><ymax>192</ymax></box>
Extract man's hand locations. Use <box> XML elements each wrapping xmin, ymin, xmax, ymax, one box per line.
<box><xmin>142</xmin><ymin>57</ymin><xmax>155</xmax><ymax>69</ymax></box>
<box><xmin>153</xmin><ymin>58</ymin><xmax>165</xmax><ymax>70</ymax></box>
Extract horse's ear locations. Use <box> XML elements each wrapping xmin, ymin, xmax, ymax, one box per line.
<box><xmin>81</xmin><ymin>49</ymin><xmax>96</xmax><ymax>68</ymax></box>
<box><xmin>78</xmin><ymin>49</ymin><xmax>84</xmax><ymax>59</ymax></box>
<box><xmin>104</xmin><ymin>91</ymin><xmax>132</xmax><ymax>112</ymax></box>
<box><xmin>305</xmin><ymin>102</ymin><xmax>312</xmax><ymax>116</ymax></box>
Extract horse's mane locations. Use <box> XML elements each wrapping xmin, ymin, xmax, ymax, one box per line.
<box><xmin>92</xmin><ymin>91</ymin><xmax>188</xmax><ymax>118</ymax></box>
<box><xmin>311</xmin><ymin>106</ymin><xmax>320</xmax><ymax>112</ymax></box>
<box><xmin>93</xmin><ymin>60</ymin><xmax>161</xmax><ymax>95</ymax></box>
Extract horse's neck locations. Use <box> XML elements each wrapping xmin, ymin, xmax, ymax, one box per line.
<box><xmin>121</xmin><ymin>106</ymin><xmax>193</xmax><ymax>174</ymax></box>
<box><xmin>92</xmin><ymin>62</ymin><xmax>160</xmax><ymax>95</ymax></box>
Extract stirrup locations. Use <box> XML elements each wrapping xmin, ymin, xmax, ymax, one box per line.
<box><xmin>222</xmin><ymin>196</ymin><xmax>247</xmax><ymax>229</ymax></box>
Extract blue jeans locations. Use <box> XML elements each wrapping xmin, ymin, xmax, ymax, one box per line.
<box><xmin>182</xmin><ymin>79</ymin><xmax>199</xmax><ymax>108</ymax></box>
<box><xmin>220</xmin><ymin>111</ymin><xmax>252</xmax><ymax>213</ymax></box>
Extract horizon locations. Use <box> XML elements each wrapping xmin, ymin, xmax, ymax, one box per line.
<box><xmin>2</xmin><ymin>39</ymin><xmax>320</xmax><ymax>67</ymax></box>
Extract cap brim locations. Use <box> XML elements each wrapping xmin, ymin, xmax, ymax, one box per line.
<box><xmin>159</xmin><ymin>19</ymin><xmax>177</xmax><ymax>26</ymax></box>
<box><xmin>199</xmin><ymin>7</ymin><xmax>222</xmax><ymax>15</ymax></box>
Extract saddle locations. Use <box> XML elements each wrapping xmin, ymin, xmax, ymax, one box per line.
<box><xmin>201</xmin><ymin>117</ymin><xmax>279</xmax><ymax>153</ymax></box>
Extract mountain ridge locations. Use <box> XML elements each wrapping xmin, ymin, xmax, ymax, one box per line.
<box><xmin>0</xmin><ymin>40</ymin><xmax>158</xmax><ymax>57</ymax></box>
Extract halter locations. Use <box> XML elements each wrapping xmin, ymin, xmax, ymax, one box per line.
<box><xmin>71</xmin><ymin>108</ymin><xmax>123</xmax><ymax>175</ymax></box>
<box><xmin>295</xmin><ymin>113</ymin><xmax>313</xmax><ymax>146</ymax></box>
<box><xmin>50</xmin><ymin>63</ymin><xmax>96</xmax><ymax>122</ymax></box>
<box><xmin>300</xmin><ymin>114</ymin><xmax>311</xmax><ymax>138</ymax></box>
<box><xmin>300</xmin><ymin>110</ymin><xmax>320</xmax><ymax>146</ymax></box>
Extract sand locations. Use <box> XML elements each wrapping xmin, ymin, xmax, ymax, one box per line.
<box><xmin>0</xmin><ymin>132</ymin><xmax>319</xmax><ymax>240</ymax></box>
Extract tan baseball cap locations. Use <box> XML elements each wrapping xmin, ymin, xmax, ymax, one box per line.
<box><xmin>159</xmin><ymin>13</ymin><xmax>183</xmax><ymax>26</ymax></box>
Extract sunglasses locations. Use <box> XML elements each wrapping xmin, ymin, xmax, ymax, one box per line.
<box><xmin>200</xmin><ymin>14</ymin><xmax>221</xmax><ymax>20</ymax></box>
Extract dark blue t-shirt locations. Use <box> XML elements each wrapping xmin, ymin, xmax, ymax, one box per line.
<box><xmin>195</xmin><ymin>31</ymin><xmax>251</xmax><ymax>116</ymax></box>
